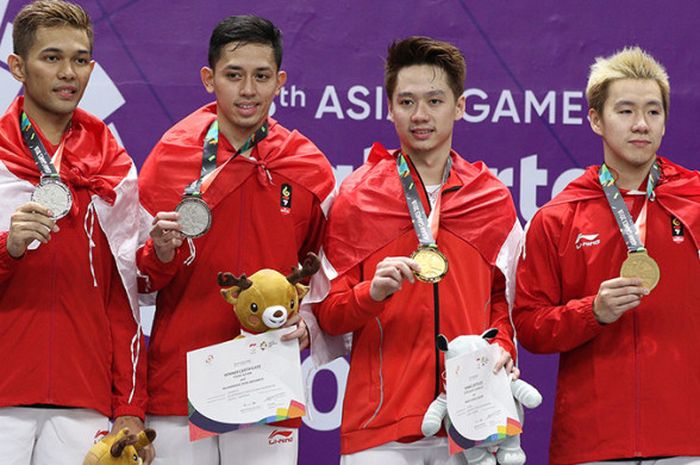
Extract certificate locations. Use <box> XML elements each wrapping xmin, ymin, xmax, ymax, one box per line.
<box><xmin>186</xmin><ymin>328</ymin><xmax>306</xmax><ymax>441</ymax></box>
<box><xmin>445</xmin><ymin>344</ymin><xmax>522</xmax><ymax>454</ymax></box>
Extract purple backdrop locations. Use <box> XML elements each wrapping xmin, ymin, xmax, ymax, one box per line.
<box><xmin>2</xmin><ymin>1</ymin><xmax>699</xmax><ymax>464</ymax></box>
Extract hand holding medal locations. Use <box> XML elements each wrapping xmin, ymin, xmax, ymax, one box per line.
<box><xmin>149</xmin><ymin>211</ymin><xmax>184</xmax><ymax>263</ymax></box>
<box><xmin>369</xmin><ymin>256</ymin><xmax>421</xmax><ymax>301</ymax></box>
<box><xmin>6</xmin><ymin>202</ymin><xmax>59</xmax><ymax>258</ymax></box>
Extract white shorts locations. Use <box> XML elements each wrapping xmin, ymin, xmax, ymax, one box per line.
<box><xmin>579</xmin><ymin>458</ymin><xmax>700</xmax><ymax>465</ymax></box>
<box><xmin>0</xmin><ymin>407</ymin><xmax>109</xmax><ymax>465</ymax></box>
<box><xmin>340</xmin><ymin>436</ymin><xmax>468</xmax><ymax>465</ymax></box>
<box><xmin>147</xmin><ymin>415</ymin><xmax>298</xmax><ymax>465</ymax></box>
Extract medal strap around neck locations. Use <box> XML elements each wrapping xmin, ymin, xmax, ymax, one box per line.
<box><xmin>599</xmin><ymin>161</ymin><xmax>661</xmax><ymax>253</ymax></box>
<box><xmin>395</xmin><ymin>151</ymin><xmax>451</xmax><ymax>246</ymax></box>
<box><xmin>20</xmin><ymin>111</ymin><xmax>65</xmax><ymax>179</ymax></box>
<box><xmin>183</xmin><ymin>120</ymin><xmax>269</xmax><ymax>197</ymax></box>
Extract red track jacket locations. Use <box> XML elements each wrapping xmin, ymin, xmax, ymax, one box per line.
<box><xmin>137</xmin><ymin>103</ymin><xmax>335</xmax><ymax>416</ymax></box>
<box><xmin>314</xmin><ymin>143</ymin><xmax>521</xmax><ymax>454</ymax></box>
<box><xmin>514</xmin><ymin>157</ymin><xmax>700</xmax><ymax>465</ymax></box>
<box><xmin>0</xmin><ymin>97</ymin><xmax>146</xmax><ymax>419</ymax></box>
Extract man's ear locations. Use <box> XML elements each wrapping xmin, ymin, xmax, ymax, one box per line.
<box><xmin>8</xmin><ymin>54</ymin><xmax>26</xmax><ymax>83</ymax></box>
<box><xmin>453</xmin><ymin>93</ymin><xmax>465</xmax><ymax>121</ymax></box>
<box><xmin>589</xmin><ymin>108</ymin><xmax>604</xmax><ymax>136</ymax></box>
<box><xmin>275</xmin><ymin>70</ymin><xmax>287</xmax><ymax>96</ymax></box>
<box><xmin>200</xmin><ymin>66</ymin><xmax>215</xmax><ymax>94</ymax></box>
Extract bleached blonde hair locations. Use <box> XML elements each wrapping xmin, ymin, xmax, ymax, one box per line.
<box><xmin>586</xmin><ymin>46</ymin><xmax>670</xmax><ymax>118</ymax></box>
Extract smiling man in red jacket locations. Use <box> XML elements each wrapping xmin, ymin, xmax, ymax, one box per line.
<box><xmin>0</xmin><ymin>1</ymin><xmax>147</xmax><ymax>464</ymax></box>
<box><xmin>312</xmin><ymin>37</ymin><xmax>521</xmax><ymax>465</ymax></box>
<box><xmin>513</xmin><ymin>47</ymin><xmax>700</xmax><ymax>465</ymax></box>
<box><xmin>136</xmin><ymin>14</ymin><xmax>335</xmax><ymax>465</ymax></box>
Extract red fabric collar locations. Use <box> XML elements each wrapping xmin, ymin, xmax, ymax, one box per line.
<box><xmin>324</xmin><ymin>143</ymin><xmax>517</xmax><ymax>275</ymax></box>
<box><xmin>138</xmin><ymin>102</ymin><xmax>334</xmax><ymax>215</ymax></box>
<box><xmin>0</xmin><ymin>96</ymin><xmax>131</xmax><ymax>207</ymax></box>
<box><xmin>545</xmin><ymin>156</ymin><xmax>700</xmax><ymax>251</ymax></box>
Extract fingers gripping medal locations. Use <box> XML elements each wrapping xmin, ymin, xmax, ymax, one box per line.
<box><xmin>395</xmin><ymin>152</ymin><xmax>452</xmax><ymax>283</ymax></box>
<box><xmin>31</xmin><ymin>176</ymin><xmax>72</xmax><ymax>219</ymax></box>
<box><xmin>620</xmin><ymin>249</ymin><xmax>660</xmax><ymax>291</ymax></box>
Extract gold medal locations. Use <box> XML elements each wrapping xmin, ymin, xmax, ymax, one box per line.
<box><xmin>411</xmin><ymin>245</ymin><xmax>448</xmax><ymax>283</ymax></box>
<box><xmin>619</xmin><ymin>250</ymin><xmax>660</xmax><ymax>290</ymax></box>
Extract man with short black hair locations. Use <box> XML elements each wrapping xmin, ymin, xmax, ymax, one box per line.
<box><xmin>137</xmin><ymin>14</ymin><xmax>335</xmax><ymax>465</ymax></box>
<box><xmin>312</xmin><ymin>36</ymin><xmax>521</xmax><ymax>465</ymax></box>
<box><xmin>0</xmin><ymin>1</ymin><xmax>147</xmax><ymax>464</ymax></box>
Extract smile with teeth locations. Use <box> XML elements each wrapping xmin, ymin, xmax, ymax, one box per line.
<box><xmin>412</xmin><ymin>128</ymin><xmax>434</xmax><ymax>137</ymax></box>
<box><xmin>55</xmin><ymin>87</ymin><xmax>77</xmax><ymax>98</ymax></box>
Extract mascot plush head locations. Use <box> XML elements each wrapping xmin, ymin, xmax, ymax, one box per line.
<box><xmin>82</xmin><ymin>428</ymin><xmax>156</xmax><ymax>465</ymax></box>
<box><xmin>217</xmin><ymin>252</ymin><xmax>321</xmax><ymax>333</ymax></box>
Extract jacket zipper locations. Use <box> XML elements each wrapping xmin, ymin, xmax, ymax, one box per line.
<box><xmin>634</xmin><ymin>311</ymin><xmax>641</xmax><ymax>456</ymax></box>
<box><xmin>433</xmin><ymin>282</ymin><xmax>440</xmax><ymax>398</ymax></box>
<box><xmin>48</xmin><ymin>225</ymin><xmax>57</xmax><ymax>403</ymax></box>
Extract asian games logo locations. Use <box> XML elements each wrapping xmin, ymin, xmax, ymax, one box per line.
<box><xmin>0</xmin><ymin>4</ymin><xmax>126</xmax><ymax>144</ymax></box>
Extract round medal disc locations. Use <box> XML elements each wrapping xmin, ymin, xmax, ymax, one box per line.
<box><xmin>411</xmin><ymin>246</ymin><xmax>448</xmax><ymax>283</ymax></box>
<box><xmin>31</xmin><ymin>178</ymin><xmax>72</xmax><ymax>219</ymax></box>
<box><xmin>176</xmin><ymin>196</ymin><xmax>212</xmax><ymax>238</ymax></box>
<box><xmin>620</xmin><ymin>250</ymin><xmax>660</xmax><ymax>291</ymax></box>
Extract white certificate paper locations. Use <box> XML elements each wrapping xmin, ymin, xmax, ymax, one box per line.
<box><xmin>187</xmin><ymin>328</ymin><xmax>305</xmax><ymax>441</ymax></box>
<box><xmin>445</xmin><ymin>344</ymin><xmax>521</xmax><ymax>453</ymax></box>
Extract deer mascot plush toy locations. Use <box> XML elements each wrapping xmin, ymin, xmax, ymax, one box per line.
<box><xmin>421</xmin><ymin>329</ymin><xmax>542</xmax><ymax>465</ymax></box>
<box><xmin>82</xmin><ymin>428</ymin><xmax>156</xmax><ymax>465</ymax></box>
<box><xmin>217</xmin><ymin>252</ymin><xmax>321</xmax><ymax>333</ymax></box>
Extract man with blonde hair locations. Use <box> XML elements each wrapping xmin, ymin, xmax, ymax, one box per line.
<box><xmin>514</xmin><ymin>46</ymin><xmax>700</xmax><ymax>464</ymax></box>
<box><xmin>0</xmin><ymin>1</ymin><xmax>148</xmax><ymax>464</ymax></box>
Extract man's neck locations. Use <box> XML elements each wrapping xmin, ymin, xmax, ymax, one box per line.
<box><xmin>604</xmin><ymin>156</ymin><xmax>657</xmax><ymax>191</ymax></box>
<box><xmin>23</xmin><ymin>102</ymin><xmax>71</xmax><ymax>146</ymax></box>
<box><xmin>405</xmin><ymin>149</ymin><xmax>450</xmax><ymax>185</ymax></box>
<box><xmin>217</xmin><ymin>115</ymin><xmax>265</xmax><ymax>156</ymax></box>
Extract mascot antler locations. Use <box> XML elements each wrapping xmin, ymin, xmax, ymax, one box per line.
<box><xmin>110</xmin><ymin>432</ymin><xmax>137</xmax><ymax>458</ymax></box>
<box><xmin>217</xmin><ymin>272</ymin><xmax>253</xmax><ymax>290</ymax></box>
<box><xmin>286</xmin><ymin>252</ymin><xmax>321</xmax><ymax>284</ymax></box>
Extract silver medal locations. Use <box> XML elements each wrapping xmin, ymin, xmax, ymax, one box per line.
<box><xmin>31</xmin><ymin>178</ymin><xmax>72</xmax><ymax>219</ymax></box>
<box><xmin>176</xmin><ymin>196</ymin><xmax>212</xmax><ymax>238</ymax></box>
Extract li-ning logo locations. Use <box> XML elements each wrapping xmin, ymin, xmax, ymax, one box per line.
<box><xmin>575</xmin><ymin>233</ymin><xmax>600</xmax><ymax>249</ymax></box>
<box><xmin>93</xmin><ymin>429</ymin><xmax>109</xmax><ymax>444</ymax></box>
<box><xmin>280</xmin><ymin>184</ymin><xmax>292</xmax><ymax>214</ymax></box>
<box><xmin>268</xmin><ymin>429</ymin><xmax>294</xmax><ymax>445</ymax></box>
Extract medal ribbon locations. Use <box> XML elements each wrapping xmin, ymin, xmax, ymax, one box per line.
<box><xmin>599</xmin><ymin>161</ymin><xmax>660</xmax><ymax>253</ymax></box>
<box><xmin>20</xmin><ymin>111</ymin><xmax>66</xmax><ymax>180</ymax></box>
<box><xmin>395</xmin><ymin>152</ymin><xmax>451</xmax><ymax>246</ymax></box>
<box><xmin>183</xmin><ymin>120</ymin><xmax>269</xmax><ymax>197</ymax></box>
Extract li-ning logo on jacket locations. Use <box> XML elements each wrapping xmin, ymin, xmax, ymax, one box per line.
<box><xmin>268</xmin><ymin>429</ymin><xmax>294</xmax><ymax>445</ymax></box>
<box><xmin>575</xmin><ymin>233</ymin><xmax>600</xmax><ymax>249</ymax></box>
